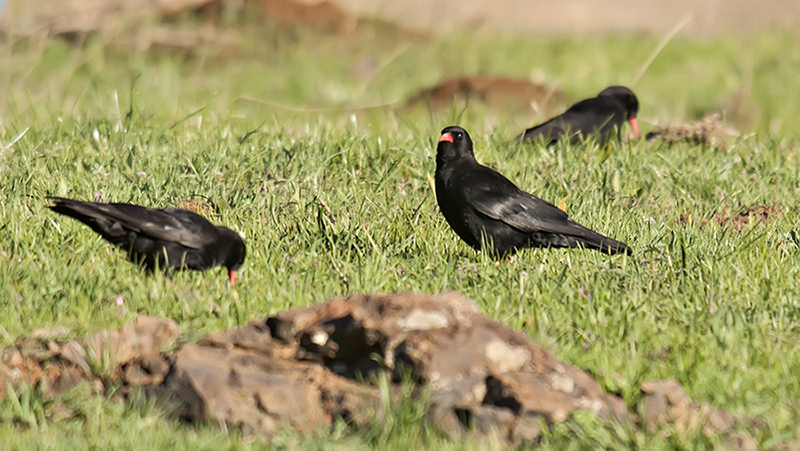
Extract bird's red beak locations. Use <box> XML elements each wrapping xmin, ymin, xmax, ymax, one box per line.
<box><xmin>628</xmin><ymin>117</ymin><xmax>639</xmax><ymax>138</ymax></box>
<box><xmin>228</xmin><ymin>269</ymin><xmax>238</xmax><ymax>285</ymax></box>
<box><xmin>439</xmin><ymin>132</ymin><xmax>454</xmax><ymax>143</ymax></box>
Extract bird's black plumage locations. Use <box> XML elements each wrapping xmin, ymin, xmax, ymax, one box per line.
<box><xmin>435</xmin><ymin>126</ymin><xmax>632</xmax><ymax>257</ymax></box>
<box><xmin>521</xmin><ymin>86</ymin><xmax>639</xmax><ymax>145</ymax></box>
<box><xmin>47</xmin><ymin>197</ymin><xmax>246</xmax><ymax>283</ymax></box>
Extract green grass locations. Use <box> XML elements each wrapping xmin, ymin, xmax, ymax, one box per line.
<box><xmin>2</xmin><ymin>26</ymin><xmax>800</xmax><ymax>449</ymax></box>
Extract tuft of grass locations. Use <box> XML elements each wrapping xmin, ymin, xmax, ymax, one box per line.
<box><xmin>2</xmin><ymin>27</ymin><xmax>800</xmax><ymax>448</ymax></box>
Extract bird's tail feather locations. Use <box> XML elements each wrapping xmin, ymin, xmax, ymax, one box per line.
<box><xmin>567</xmin><ymin>233</ymin><xmax>632</xmax><ymax>256</ymax></box>
<box><xmin>47</xmin><ymin>197</ymin><xmax>128</xmax><ymax>245</ymax></box>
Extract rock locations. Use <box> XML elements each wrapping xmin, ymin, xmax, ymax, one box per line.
<box><xmin>163</xmin><ymin>344</ymin><xmax>331</xmax><ymax>434</ymax></box>
<box><xmin>127</xmin><ymin>292</ymin><xmax>628</xmax><ymax>443</ymax></box>
<box><xmin>1</xmin><ymin>293</ymin><xmax>765</xmax><ymax>447</ymax></box>
<box><xmin>30</xmin><ymin>327</ymin><xmax>71</xmax><ymax>340</ymax></box>
<box><xmin>121</xmin><ymin>355</ymin><xmax>171</xmax><ymax>387</ymax></box>
<box><xmin>40</xmin><ymin>364</ymin><xmax>92</xmax><ymax>397</ymax></box>
<box><xmin>85</xmin><ymin>315</ymin><xmax>182</xmax><ymax>369</ymax></box>
<box><xmin>0</xmin><ymin>315</ymin><xmax>180</xmax><ymax>400</ymax></box>
<box><xmin>726</xmin><ymin>431</ymin><xmax>759</xmax><ymax>451</ymax></box>
<box><xmin>640</xmin><ymin>379</ymin><xmax>755</xmax><ymax>446</ymax></box>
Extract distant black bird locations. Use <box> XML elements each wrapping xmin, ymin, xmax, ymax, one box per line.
<box><xmin>435</xmin><ymin>126</ymin><xmax>632</xmax><ymax>256</ymax></box>
<box><xmin>521</xmin><ymin>86</ymin><xmax>639</xmax><ymax>145</ymax></box>
<box><xmin>47</xmin><ymin>197</ymin><xmax>246</xmax><ymax>283</ymax></box>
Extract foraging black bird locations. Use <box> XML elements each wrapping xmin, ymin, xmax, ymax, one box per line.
<box><xmin>47</xmin><ymin>197</ymin><xmax>246</xmax><ymax>283</ymax></box>
<box><xmin>435</xmin><ymin>126</ymin><xmax>632</xmax><ymax>256</ymax></box>
<box><xmin>521</xmin><ymin>86</ymin><xmax>639</xmax><ymax>144</ymax></box>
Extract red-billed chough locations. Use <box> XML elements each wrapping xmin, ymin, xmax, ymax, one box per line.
<box><xmin>521</xmin><ymin>86</ymin><xmax>639</xmax><ymax>144</ymax></box>
<box><xmin>47</xmin><ymin>197</ymin><xmax>246</xmax><ymax>283</ymax></box>
<box><xmin>435</xmin><ymin>126</ymin><xmax>632</xmax><ymax>256</ymax></box>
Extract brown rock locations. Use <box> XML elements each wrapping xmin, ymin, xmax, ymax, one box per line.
<box><xmin>641</xmin><ymin>379</ymin><xmax>753</xmax><ymax>445</ymax></box>
<box><xmin>726</xmin><ymin>431</ymin><xmax>759</xmax><ymax>451</ymax></box>
<box><xmin>0</xmin><ymin>315</ymin><xmax>179</xmax><ymax>400</ymax></box>
<box><xmin>148</xmin><ymin>292</ymin><xmax>627</xmax><ymax>442</ymax></box>
<box><xmin>163</xmin><ymin>343</ymin><xmax>335</xmax><ymax>434</ymax></box>
<box><xmin>40</xmin><ymin>364</ymin><xmax>91</xmax><ymax>397</ymax></box>
<box><xmin>121</xmin><ymin>355</ymin><xmax>171</xmax><ymax>387</ymax></box>
<box><xmin>1</xmin><ymin>353</ymin><xmax>43</xmax><ymax>392</ymax></box>
<box><xmin>60</xmin><ymin>340</ymin><xmax>91</xmax><ymax>373</ymax></box>
<box><xmin>84</xmin><ymin>315</ymin><xmax>182</xmax><ymax>370</ymax></box>
<box><xmin>1</xmin><ymin>292</ymin><xmax>769</xmax><ymax>446</ymax></box>
<box><xmin>30</xmin><ymin>327</ymin><xmax>71</xmax><ymax>340</ymax></box>
<box><xmin>56</xmin><ymin>315</ymin><xmax>180</xmax><ymax>378</ymax></box>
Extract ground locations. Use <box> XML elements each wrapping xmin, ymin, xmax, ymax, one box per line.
<box><xmin>1</xmin><ymin>19</ymin><xmax>800</xmax><ymax>450</ymax></box>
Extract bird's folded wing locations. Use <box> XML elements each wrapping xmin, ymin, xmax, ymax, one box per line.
<box><xmin>98</xmin><ymin>204</ymin><xmax>214</xmax><ymax>249</ymax></box>
<box><xmin>523</xmin><ymin>121</ymin><xmax>568</xmax><ymax>141</ymax></box>
<box><xmin>466</xmin><ymin>186</ymin><xmax>585</xmax><ymax>236</ymax></box>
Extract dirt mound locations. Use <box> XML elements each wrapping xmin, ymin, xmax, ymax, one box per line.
<box><xmin>0</xmin><ymin>292</ymin><xmax>760</xmax><ymax>447</ymax></box>
<box><xmin>405</xmin><ymin>76</ymin><xmax>563</xmax><ymax>113</ymax></box>
<box><xmin>679</xmin><ymin>204</ymin><xmax>781</xmax><ymax>232</ymax></box>
<box><xmin>137</xmin><ymin>292</ymin><xmax>626</xmax><ymax>443</ymax></box>
<box><xmin>260</xmin><ymin>0</ymin><xmax>356</xmax><ymax>35</ymax></box>
<box><xmin>646</xmin><ymin>114</ymin><xmax>740</xmax><ymax>150</ymax></box>
<box><xmin>715</xmin><ymin>204</ymin><xmax>781</xmax><ymax>231</ymax></box>
<box><xmin>641</xmin><ymin>380</ymin><xmax>757</xmax><ymax>450</ymax></box>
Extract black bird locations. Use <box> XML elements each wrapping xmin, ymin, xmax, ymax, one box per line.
<box><xmin>521</xmin><ymin>86</ymin><xmax>639</xmax><ymax>144</ymax></box>
<box><xmin>435</xmin><ymin>126</ymin><xmax>632</xmax><ymax>256</ymax></box>
<box><xmin>47</xmin><ymin>197</ymin><xmax>246</xmax><ymax>283</ymax></box>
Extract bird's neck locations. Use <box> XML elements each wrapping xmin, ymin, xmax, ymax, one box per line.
<box><xmin>436</xmin><ymin>155</ymin><xmax>478</xmax><ymax>188</ymax></box>
<box><xmin>436</xmin><ymin>150</ymin><xmax>477</xmax><ymax>172</ymax></box>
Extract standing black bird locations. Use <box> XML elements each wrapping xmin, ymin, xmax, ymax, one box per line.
<box><xmin>435</xmin><ymin>126</ymin><xmax>632</xmax><ymax>256</ymax></box>
<box><xmin>521</xmin><ymin>86</ymin><xmax>639</xmax><ymax>144</ymax></box>
<box><xmin>47</xmin><ymin>197</ymin><xmax>246</xmax><ymax>283</ymax></box>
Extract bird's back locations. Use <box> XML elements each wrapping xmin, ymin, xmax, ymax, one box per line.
<box><xmin>522</xmin><ymin>96</ymin><xmax>625</xmax><ymax>143</ymax></box>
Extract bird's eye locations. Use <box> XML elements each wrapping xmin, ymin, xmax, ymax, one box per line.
<box><xmin>455</xmin><ymin>132</ymin><xmax>462</xmax><ymax>139</ymax></box>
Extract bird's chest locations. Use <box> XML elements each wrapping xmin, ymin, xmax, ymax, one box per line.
<box><xmin>435</xmin><ymin>178</ymin><xmax>485</xmax><ymax>245</ymax></box>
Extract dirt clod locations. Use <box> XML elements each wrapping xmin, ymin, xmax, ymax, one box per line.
<box><xmin>641</xmin><ymin>379</ymin><xmax>754</xmax><ymax>447</ymax></box>
<box><xmin>646</xmin><ymin>114</ymin><xmax>740</xmax><ymax>150</ymax></box>
<box><xmin>680</xmin><ymin>204</ymin><xmax>781</xmax><ymax>232</ymax></box>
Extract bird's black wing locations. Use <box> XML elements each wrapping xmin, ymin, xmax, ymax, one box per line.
<box><xmin>158</xmin><ymin>208</ymin><xmax>221</xmax><ymax>248</ymax></box>
<box><xmin>523</xmin><ymin>98</ymin><xmax>618</xmax><ymax>142</ymax></box>
<box><xmin>521</xmin><ymin>119</ymin><xmax>571</xmax><ymax>142</ymax></box>
<box><xmin>461</xmin><ymin>172</ymin><xmax>595</xmax><ymax>236</ymax></box>
<box><xmin>48</xmin><ymin>198</ymin><xmax>215</xmax><ymax>249</ymax></box>
<box><xmin>104</xmin><ymin>204</ymin><xmax>217</xmax><ymax>249</ymax></box>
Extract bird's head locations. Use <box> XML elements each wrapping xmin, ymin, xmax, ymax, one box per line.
<box><xmin>218</xmin><ymin>227</ymin><xmax>246</xmax><ymax>285</ymax></box>
<box><xmin>598</xmin><ymin>86</ymin><xmax>639</xmax><ymax>137</ymax></box>
<box><xmin>436</xmin><ymin>126</ymin><xmax>476</xmax><ymax>165</ymax></box>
